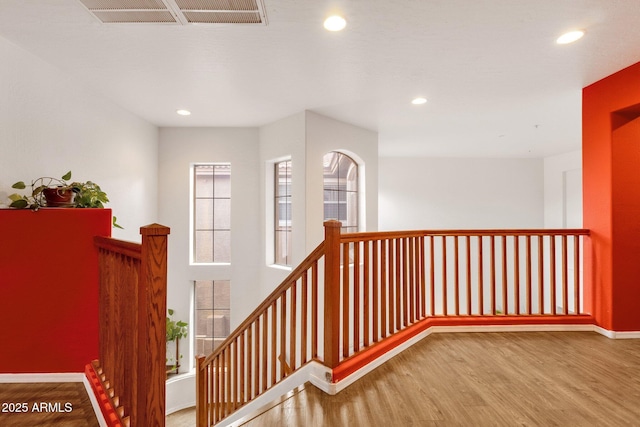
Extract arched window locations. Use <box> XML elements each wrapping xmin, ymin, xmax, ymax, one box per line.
<box><xmin>323</xmin><ymin>151</ymin><xmax>358</xmax><ymax>232</ymax></box>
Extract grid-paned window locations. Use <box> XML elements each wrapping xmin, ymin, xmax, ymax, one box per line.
<box><xmin>323</xmin><ymin>152</ymin><xmax>358</xmax><ymax>233</ymax></box>
<box><xmin>275</xmin><ymin>160</ymin><xmax>292</xmax><ymax>266</ymax></box>
<box><xmin>194</xmin><ymin>280</ymin><xmax>230</xmax><ymax>355</ymax></box>
<box><xmin>193</xmin><ymin>164</ymin><xmax>231</xmax><ymax>263</ymax></box>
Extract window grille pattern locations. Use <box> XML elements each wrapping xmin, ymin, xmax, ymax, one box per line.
<box><xmin>193</xmin><ymin>164</ymin><xmax>231</xmax><ymax>263</ymax></box>
<box><xmin>194</xmin><ymin>280</ymin><xmax>230</xmax><ymax>355</ymax></box>
<box><xmin>275</xmin><ymin>160</ymin><xmax>292</xmax><ymax>266</ymax></box>
<box><xmin>323</xmin><ymin>152</ymin><xmax>358</xmax><ymax>233</ymax></box>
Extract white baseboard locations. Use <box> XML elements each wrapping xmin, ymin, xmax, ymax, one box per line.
<box><xmin>220</xmin><ymin>361</ymin><xmax>328</xmax><ymax>427</ymax></box>
<box><xmin>593</xmin><ymin>325</ymin><xmax>640</xmax><ymax>339</ymax></box>
<box><xmin>0</xmin><ymin>373</ymin><xmax>85</xmax><ymax>383</ymax></box>
<box><xmin>82</xmin><ymin>375</ymin><xmax>108</xmax><ymax>427</ymax></box>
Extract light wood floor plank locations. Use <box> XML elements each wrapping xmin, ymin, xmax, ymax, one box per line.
<box><xmin>0</xmin><ymin>382</ymin><xmax>99</xmax><ymax>427</ymax></box>
<box><xmin>167</xmin><ymin>332</ymin><xmax>640</xmax><ymax>426</ymax></box>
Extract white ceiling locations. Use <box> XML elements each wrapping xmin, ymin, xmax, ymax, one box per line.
<box><xmin>1</xmin><ymin>0</ymin><xmax>640</xmax><ymax>158</ymax></box>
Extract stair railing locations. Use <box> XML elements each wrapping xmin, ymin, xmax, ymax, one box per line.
<box><xmin>197</xmin><ymin>222</ymin><xmax>591</xmax><ymax>426</ymax></box>
<box><xmin>91</xmin><ymin>224</ymin><xmax>170</xmax><ymax>427</ymax></box>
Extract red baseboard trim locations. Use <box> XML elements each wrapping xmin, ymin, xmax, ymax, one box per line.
<box><xmin>84</xmin><ymin>363</ymin><xmax>123</xmax><ymax>427</ymax></box>
<box><xmin>331</xmin><ymin>315</ymin><xmax>596</xmax><ymax>383</ymax></box>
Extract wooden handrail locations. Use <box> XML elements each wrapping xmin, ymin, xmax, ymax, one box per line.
<box><xmin>341</xmin><ymin>228</ymin><xmax>590</xmax><ymax>242</ymax></box>
<box><xmin>94</xmin><ymin>235</ymin><xmax>142</xmax><ymax>259</ymax></box>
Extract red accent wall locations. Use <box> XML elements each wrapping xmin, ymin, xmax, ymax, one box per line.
<box><xmin>0</xmin><ymin>209</ymin><xmax>111</xmax><ymax>373</ymax></box>
<box><xmin>583</xmin><ymin>61</ymin><xmax>640</xmax><ymax>331</ymax></box>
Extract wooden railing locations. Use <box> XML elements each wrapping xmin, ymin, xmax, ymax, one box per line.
<box><xmin>197</xmin><ymin>222</ymin><xmax>591</xmax><ymax>426</ymax></box>
<box><xmin>335</xmin><ymin>229</ymin><xmax>589</xmax><ymax>363</ymax></box>
<box><xmin>92</xmin><ymin>224</ymin><xmax>170</xmax><ymax>427</ymax></box>
<box><xmin>196</xmin><ymin>241</ymin><xmax>326</xmax><ymax>425</ymax></box>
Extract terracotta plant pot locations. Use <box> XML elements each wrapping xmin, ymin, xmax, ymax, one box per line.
<box><xmin>43</xmin><ymin>187</ymin><xmax>75</xmax><ymax>207</ymax></box>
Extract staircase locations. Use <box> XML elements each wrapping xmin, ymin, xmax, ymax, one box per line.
<box><xmin>196</xmin><ymin>221</ymin><xmax>593</xmax><ymax>426</ymax></box>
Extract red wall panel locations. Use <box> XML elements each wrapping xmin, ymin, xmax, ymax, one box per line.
<box><xmin>0</xmin><ymin>209</ymin><xmax>111</xmax><ymax>373</ymax></box>
<box><xmin>583</xmin><ymin>61</ymin><xmax>640</xmax><ymax>331</ymax></box>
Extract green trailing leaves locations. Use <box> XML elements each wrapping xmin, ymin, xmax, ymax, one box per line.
<box><xmin>6</xmin><ymin>171</ymin><xmax>123</xmax><ymax>229</ymax></box>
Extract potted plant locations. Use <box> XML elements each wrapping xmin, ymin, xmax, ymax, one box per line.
<box><xmin>166</xmin><ymin>308</ymin><xmax>188</xmax><ymax>376</ymax></box>
<box><xmin>8</xmin><ymin>171</ymin><xmax>122</xmax><ymax>228</ymax></box>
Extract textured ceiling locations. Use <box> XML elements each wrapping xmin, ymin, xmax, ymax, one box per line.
<box><xmin>1</xmin><ymin>0</ymin><xmax>640</xmax><ymax>157</ymax></box>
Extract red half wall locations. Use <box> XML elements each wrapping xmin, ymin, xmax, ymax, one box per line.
<box><xmin>0</xmin><ymin>209</ymin><xmax>111</xmax><ymax>373</ymax></box>
<box><xmin>583</xmin><ymin>61</ymin><xmax>640</xmax><ymax>331</ymax></box>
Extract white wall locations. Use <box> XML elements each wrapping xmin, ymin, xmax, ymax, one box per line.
<box><xmin>158</xmin><ymin>127</ymin><xmax>261</xmax><ymax>329</ymax></box>
<box><xmin>543</xmin><ymin>150</ymin><xmax>582</xmax><ymax>228</ymax></box>
<box><xmin>258</xmin><ymin>112</ymin><xmax>307</xmax><ymax>298</ymax></box>
<box><xmin>379</xmin><ymin>157</ymin><xmax>544</xmax><ymax>230</ymax></box>
<box><xmin>0</xmin><ymin>36</ymin><xmax>158</xmax><ymax>242</ymax></box>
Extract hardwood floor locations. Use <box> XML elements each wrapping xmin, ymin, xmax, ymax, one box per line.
<box><xmin>237</xmin><ymin>332</ymin><xmax>640</xmax><ymax>427</ymax></box>
<box><xmin>0</xmin><ymin>382</ymin><xmax>99</xmax><ymax>427</ymax></box>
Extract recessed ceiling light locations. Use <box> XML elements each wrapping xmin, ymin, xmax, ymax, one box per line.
<box><xmin>411</xmin><ymin>97</ymin><xmax>427</xmax><ymax>105</ymax></box>
<box><xmin>176</xmin><ymin>109</ymin><xmax>191</xmax><ymax>116</ymax></box>
<box><xmin>556</xmin><ymin>30</ymin><xmax>584</xmax><ymax>44</ymax></box>
<box><xmin>324</xmin><ymin>15</ymin><xmax>346</xmax><ymax>31</ymax></box>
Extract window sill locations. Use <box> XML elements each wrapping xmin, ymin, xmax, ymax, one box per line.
<box><xmin>268</xmin><ymin>264</ymin><xmax>292</xmax><ymax>272</ymax></box>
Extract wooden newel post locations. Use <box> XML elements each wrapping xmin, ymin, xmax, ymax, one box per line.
<box><xmin>323</xmin><ymin>220</ymin><xmax>342</xmax><ymax>370</ymax></box>
<box><xmin>195</xmin><ymin>356</ymin><xmax>206</xmax><ymax>427</ymax></box>
<box><xmin>139</xmin><ymin>223</ymin><xmax>170</xmax><ymax>427</ymax></box>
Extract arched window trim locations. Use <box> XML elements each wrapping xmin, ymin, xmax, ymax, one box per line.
<box><xmin>322</xmin><ymin>151</ymin><xmax>363</xmax><ymax>233</ymax></box>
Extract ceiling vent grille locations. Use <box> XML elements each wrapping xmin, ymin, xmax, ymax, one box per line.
<box><xmin>77</xmin><ymin>0</ymin><xmax>267</xmax><ymax>25</ymax></box>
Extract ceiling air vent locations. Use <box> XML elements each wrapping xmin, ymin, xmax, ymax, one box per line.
<box><xmin>77</xmin><ymin>0</ymin><xmax>267</xmax><ymax>25</ymax></box>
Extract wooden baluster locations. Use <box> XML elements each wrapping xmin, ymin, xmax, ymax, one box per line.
<box><xmin>395</xmin><ymin>238</ymin><xmax>402</xmax><ymax>327</ymax></box>
<box><xmin>389</xmin><ymin>239</ymin><xmax>396</xmax><ymax>333</ymax></box>
<box><xmin>224</xmin><ymin>346</ymin><xmax>230</xmax><ymax>417</ymax></box>
<box><xmin>245</xmin><ymin>323</ymin><xmax>253</xmax><ymax>404</ymax></box>
<box><xmin>312</xmin><ymin>262</ymin><xmax>318</xmax><ymax>359</ymax></box>
<box><xmin>501</xmin><ymin>235</ymin><xmax>508</xmax><ymax>315</ymax></box>
<box><xmin>280</xmin><ymin>294</ymin><xmax>287</xmax><ymax>379</ymax></box>
<box><xmin>262</xmin><ymin>311</ymin><xmax>268</xmax><ymax>392</ymax></box>
<box><xmin>353</xmin><ymin>242</ymin><xmax>360</xmax><ymax>352</ymax></box>
<box><xmin>574</xmin><ymin>235</ymin><xmax>581</xmax><ymax>314</ymax></box>
<box><xmin>363</xmin><ymin>240</ymin><xmax>371</xmax><ymax>347</ymax></box>
<box><xmin>270</xmin><ymin>301</ymin><xmax>276</xmax><ymax>387</ymax></box>
<box><xmin>526</xmin><ymin>235</ymin><xmax>532</xmax><ymax>315</ymax></box>
<box><xmin>430</xmin><ymin>236</ymin><xmax>435</xmax><ymax>316</ymax></box>
<box><xmin>290</xmin><ymin>282</ymin><xmax>297</xmax><ymax>371</ymax></box>
<box><xmin>538</xmin><ymin>235</ymin><xmax>544</xmax><ymax>314</ymax></box>
<box><xmin>232</xmin><ymin>340</ymin><xmax>237</xmax><ymax>411</ymax></box>
<box><xmin>372</xmin><ymin>240</ymin><xmax>379</xmax><ymax>342</ymax></box>
<box><xmin>239</xmin><ymin>333</ymin><xmax>245</xmax><ymax>406</ymax></box>
<box><xmin>490</xmin><ymin>235</ymin><xmax>496</xmax><ymax>315</ymax></box>
<box><xmin>343</xmin><ymin>241</ymin><xmax>350</xmax><ymax>358</ymax></box>
<box><xmin>420</xmin><ymin>236</ymin><xmax>426</xmax><ymax>319</ymax></box>
<box><xmin>381</xmin><ymin>239</ymin><xmax>388</xmax><ymax>338</ymax></box>
<box><xmin>454</xmin><ymin>236</ymin><xmax>460</xmax><ymax>316</ymax></box>
<box><xmin>442</xmin><ymin>236</ymin><xmax>448</xmax><ymax>316</ymax></box>
<box><xmin>409</xmin><ymin>236</ymin><xmax>416</xmax><ymax>323</ymax></box>
<box><xmin>401</xmin><ymin>237</ymin><xmax>408</xmax><ymax>326</ymax></box>
<box><xmin>551</xmin><ymin>235</ymin><xmax>557</xmax><ymax>315</ymax></box>
<box><xmin>466</xmin><ymin>236</ymin><xmax>472</xmax><ymax>315</ymax></box>
<box><xmin>562</xmin><ymin>235</ymin><xmax>568</xmax><ymax>314</ymax></box>
<box><xmin>301</xmin><ymin>272</ymin><xmax>308</xmax><ymax>364</ymax></box>
<box><xmin>514</xmin><ymin>236</ymin><xmax>520</xmax><ymax>315</ymax></box>
<box><xmin>254</xmin><ymin>318</ymin><xmax>260</xmax><ymax>397</ymax></box>
<box><xmin>478</xmin><ymin>236</ymin><xmax>484</xmax><ymax>315</ymax></box>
